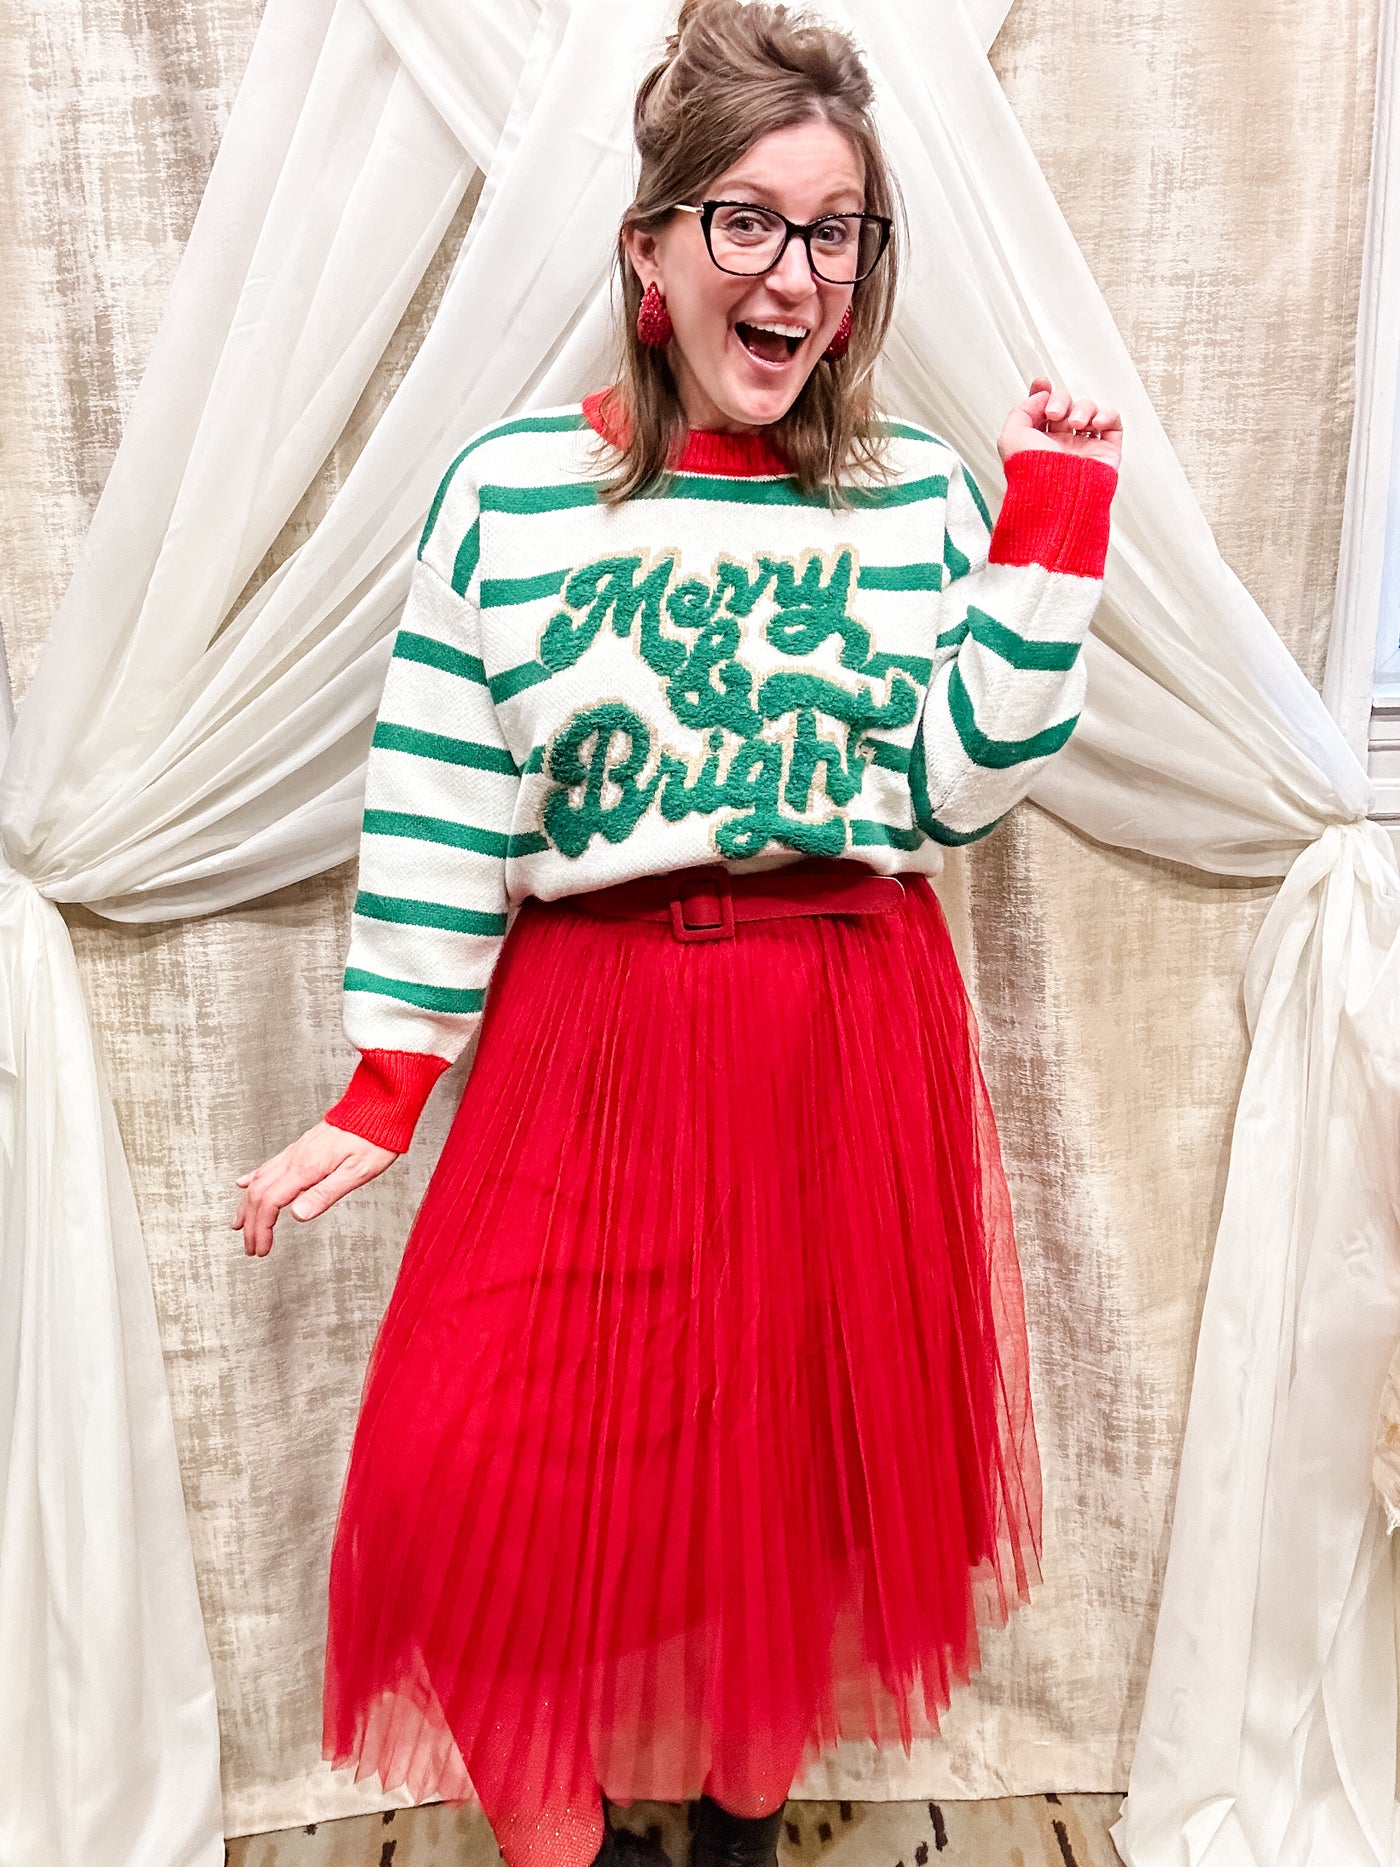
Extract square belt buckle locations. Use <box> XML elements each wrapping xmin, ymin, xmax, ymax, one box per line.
<box><xmin>669</xmin><ymin>873</ymin><xmax>736</xmax><ymax>942</ymax></box>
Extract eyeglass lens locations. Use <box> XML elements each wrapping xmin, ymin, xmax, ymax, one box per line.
<box><xmin>708</xmin><ymin>204</ymin><xmax>883</xmax><ymax>283</ymax></box>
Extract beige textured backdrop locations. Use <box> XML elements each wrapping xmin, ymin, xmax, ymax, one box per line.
<box><xmin>0</xmin><ymin>0</ymin><xmax>1375</xmax><ymax>1836</ymax></box>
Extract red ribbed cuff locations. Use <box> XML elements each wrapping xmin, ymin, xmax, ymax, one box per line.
<box><xmin>323</xmin><ymin>1049</ymin><xmax>453</xmax><ymax>1154</ymax></box>
<box><xmin>988</xmin><ymin>446</ymin><xmax>1119</xmax><ymax>578</ymax></box>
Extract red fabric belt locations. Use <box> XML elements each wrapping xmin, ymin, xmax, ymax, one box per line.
<box><xmin>564</xmin><ymin>857</ymin><xmax>905</xmax><ymax>943</ymax></box>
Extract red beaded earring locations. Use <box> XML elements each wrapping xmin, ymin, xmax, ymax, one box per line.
<box><xmin>823</xmin><ymin>304</ymin><xmax>853</xmax><ymax>361</ymax></box>
<box><xmin>637</xmin><ymin>281</ymin><xmax>673</xmax><ymax>347</ymax></box>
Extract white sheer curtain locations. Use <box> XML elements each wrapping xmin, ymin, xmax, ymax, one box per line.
<box><xmin>1</xmin><ymin>1</ymin><xmax>1395</xmax><ymax>1863</ymax></box>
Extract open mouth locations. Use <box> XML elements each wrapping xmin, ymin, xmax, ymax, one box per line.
<box><xmin>734</xmin><ymin>320</ymin><xmax>808</xmax><ymax>367</ymax></box>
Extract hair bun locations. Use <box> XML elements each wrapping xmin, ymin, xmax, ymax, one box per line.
<box><xmin>608</xmin><ymin>0</ymin><xmax>902</xmax><ymax>505</ymax></box>
<box><xmin>673</xmin><ymin>0</ymin><xmax>739</xmax><ymax>40</ymax></box>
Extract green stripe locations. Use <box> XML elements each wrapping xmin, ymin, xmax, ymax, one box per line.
<box><xmin>877</xmin><ymin>419</ymin><xmax>950</xmax><ymax>446</ymax></box>
<box><xmin>873</xmin><ymin>422</ymin><xmax>992</xmax><ymax>526</ymax></box>
<box><xmin>344</xmin><ymin>968</ymin><xmax>486</xmax><ymax>1015</ymax></box>
<box><xmin>391</xmin><ymin>635</ymin><xmax>557</xmax><ymax>705</ymax></box>
<box><xmin>849</xmin><ymin>819</ymin><xmax>923</xmax><ymax>850</ymax></box>
<box><xmin>392</xmin><ymin>629</ymin><xmax>487</xmax><ymax>685</ymax></box>
<box><xmin>864</xmin><ymin>738</ymin><xmax>912</xmax><ymax>773</ymax></box>
<box><xmin>907</xmin><ymin>730</ymin><xmax>1004</xmax><ymax>845</ymax></box>
<box><xmin>362</xmin><ymin>810</ymin><xmax>510</xmax><ymax>857</ymax></box>
<box><xmin>362</xmin><ymin>810</ymin><xmax>548</xmax><ymax>861</ymax></box>
<box><xmin>480</xmin><ymin>480</ymin><xmax>602</xmax><ymax>515</ymax></box>
<box><xmin>418</xmin><ymin>412</ymin><xmax>590</xmax><ymax>557</ymax></box>
<box><xmin>521</xmin><ymin>745</ymin><xmax>545</xmax><ymax>774</ymax></box>
<box><xmin>921</xmin><ymin>814</ymin><xmax>1001</xmax><ymax>846</ymax></box>
<box><xmin>962</xmin><ymin>466</ymin><xmax>993</xmax><ymax>533</ymax></box>
<box><xmin>451</xmin><ymin>519</ymin><xmax>480</xmax><ymax>597</ymax></box>
<box><xmin>963</xmin><ymin>606</ymin><xmax>1080</xmax><ymax>671</ymax></box>
<box><xmin>851</xmin><ymin>472</ymin><xmax>948</xmax><ymax>509</ymax></box>
<box><xmin>632</xmin><ymin>473</ymin><xmax>819</xmax><ymax>507</ymax></box>
<box><xmin>464</xmin><ymin>411</ymin><xmax>589</xmax><ymax>449</ymax></box>
<box><xmin>857</xmin><ymin>561</ymin><xmax>943</xmax><ymax>592</ymax></box>
<box><xmin>480</xmin><ymin>568</ymin><xmax>569</xmax><ymax>608</ymax></box>
<box><xmin>639</xmin><ymin>470</ymin><xmax>948</xmax><ymax>510</ymax></box>
<box><xmin>489</xmin><ymin>659</ymin><xmax>552</xmax><ymax>704</ymax></box>
<box><xmin>371</xmin><ymin>721</ymin><xmax>518</xmax><ymax>775</ymax></box>
<box><xmin>477</xmin><ymin>468</ymin><xmax>949</xmax><ymax>514</ymax></box>
<box><xmin>353</xmin><ymin>890</ymin><xmax>508</xmax><ymax>936</ymax></box>
<box><xmin>418</xmin><ymin>448</ymin><xmax>470</xmax><ymax>557</ymax></box>
<box><xmin>948</xmin><ymin>665</ymin><xmax>1079</xmax><ymax>767</ymax></box>
<box><xmin>944</xmin><ymin>532</ymin><xmax>972</xmax><ymax>582</ymax></box>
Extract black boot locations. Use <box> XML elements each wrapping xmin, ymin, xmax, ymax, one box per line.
<box><xmin>590</xmin><ymin>1793</ymin><xmax>675</xmax><ymax>1867</ymax></box>
<box><xmin>687</xmin><ymin>1792</ymin><xmax>786</xmax><ymax>1867</ymax></box>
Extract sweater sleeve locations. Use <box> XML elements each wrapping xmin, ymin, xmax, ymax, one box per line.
<box><xmin>323</xmin><ymin>463</ymin><xmax>518</xmax><ymax>1153</ymax></box>
<box><xmin>908</xmin><ymin>444</ymin><xmax>1119</xmax><ymax>845</ymax></box>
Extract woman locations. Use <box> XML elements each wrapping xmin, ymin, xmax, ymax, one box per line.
<box><xmin>233</xmin><ymin>4</ymin><xmax>1122</xmax><ymax>1865</ymax></box>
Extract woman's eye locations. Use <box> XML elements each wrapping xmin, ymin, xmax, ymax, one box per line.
<box><xmin>716</xmin><ymin>208</ymin><xmax>781</xmax><ymax>241</ymax></box>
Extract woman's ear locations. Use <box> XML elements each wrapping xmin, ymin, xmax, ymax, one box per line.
<box><xmin>622</xmin><ymin>224</ymin><xmax>662</xmax><ymax>294</ymax></box>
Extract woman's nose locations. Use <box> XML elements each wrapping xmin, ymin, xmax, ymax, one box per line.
<box><xmin>768</xmin><ymin>232</ymin><xmax>820</xmax><ymax>296</ymax></box>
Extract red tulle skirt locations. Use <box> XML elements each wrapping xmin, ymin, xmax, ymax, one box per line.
<box><xmin>321</xmin><ymin>871</ymin><xmax>1041</xmax><ymax>1867</ymax></box>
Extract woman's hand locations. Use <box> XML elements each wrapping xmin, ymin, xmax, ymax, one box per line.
<box><xmin>232</xmin><ymin>1120</ymin><xmax>399</xmax><ymax>1258</ymax></box>
<box><xmin>999</xmin><ymin>374</ymin><xmax>1122</xmax><ymax>472</ymax></box>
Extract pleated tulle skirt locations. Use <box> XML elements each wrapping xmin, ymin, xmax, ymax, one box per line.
<box><xmin>321</xmin><ymin>872</ymin><xmax>1042</xmax><ymax>1867</ymax></box>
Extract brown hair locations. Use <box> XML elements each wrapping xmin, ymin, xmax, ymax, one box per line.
<box><xmin>589</xmin><ymin>0</ymin><xmax>907</xmax><ymax>510</ymax></box>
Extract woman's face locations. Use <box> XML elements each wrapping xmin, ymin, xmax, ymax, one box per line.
<box><xmin>624</xmin><ymin>118</ymin><xmax>865</xmax><ymax>434</ymax></box>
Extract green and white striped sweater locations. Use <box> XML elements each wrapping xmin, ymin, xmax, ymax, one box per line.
<box><xmin>325</xmin><ymin>391</ymin><xmax>1118</xmax><ymax>1150</ymax></box>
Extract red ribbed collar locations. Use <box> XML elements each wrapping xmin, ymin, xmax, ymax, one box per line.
<box><xmin>582</xmin><ymin>385</ymin><xmax>790</xmax><ymax>478</ymax></box>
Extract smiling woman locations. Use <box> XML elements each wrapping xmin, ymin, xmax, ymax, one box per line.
<box><xmin>670</xmin><ymin>194</ymin><xmax>893</xmax><ymax>362</ymax></box>
<box><xmin>627</xmin><ymin>121</ymin><xmax>869</xmax><ymax>416</ymax></box>
<box><xmin>232</xmin><ymin>1</ymin><xmax>1121</xmax><ymax>1864</ymax></box>
<box><xmin>602</xmin><ymin>9</ymin><xmax>909</xmax><ymax>504</ymax></box>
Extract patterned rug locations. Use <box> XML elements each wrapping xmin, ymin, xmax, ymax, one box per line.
<box><xmin>225</xmin><ymin>1794</ymin><xmax>1125</xmax><ymax>1866</ymax></box>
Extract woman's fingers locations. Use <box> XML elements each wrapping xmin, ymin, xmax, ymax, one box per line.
<box><xmin>235</xmin><ymin>1147</ymin><xmax>319</xmax><ymax>1256</ymax></box>
<box><xmin>1035</xmin><ymin>379</ymin><xmax>1070</xmax><ymax>424</ymax></box>
<box><xmin>1047</xmin><ymin>396</ymin><xmax>1093</xmax><ymax>434</ymax></box>
<box><xmin>1045</xmin><ymin>394</ymin><xmax>1108</xmax><ymax>438</ymax></box>
<box><xmin>290</xmin><ymin>1156</ymin><xmax>376</xmax><ymax>1221</ymax></box>
<box><xmin>242</xmin><ymin>1172</ymin><xmax>292</xmax><ymax>1257</ymax></box>
<box><xmin>1003</xmin><ymin>379</ymin><xmax>1123</xmax><ymax>467</ymax></box>
<box><xmin>235</xmin><ymin>1121</ymin><xmax>401</xmax><ymax>1257</ymax></box>
<box><xmin>1011</xmin><ymin>378</ymin><xmax>1113</xmax><ymax>444</ymax></box>
<box><xmin>264</xmin><ymin>1165</ymin><xmax>327</xmax><ymax>1248</ymax></box>
<box><xmin>1024</xmin><ymin>378</ymin><xmax>1121</xmax><ymax>436</ymax></box>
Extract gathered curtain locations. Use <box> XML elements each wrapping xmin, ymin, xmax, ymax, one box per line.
<box><xmin>1</xmin><ymin>0</ymin><xmax>1395</xmax><ymax>1863</ymax></box>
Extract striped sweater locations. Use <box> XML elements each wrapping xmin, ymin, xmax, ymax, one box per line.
<box><xmin>325</xmin><ymin>386</ymin><xmax>1118</xmax><ymax>1150</ymax></box>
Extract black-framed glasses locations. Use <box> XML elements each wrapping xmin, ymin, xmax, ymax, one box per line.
<box><xmin>669</xmin><ymin>199</ymin><xmax>892</xmax><ymax>285</ymax></box>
